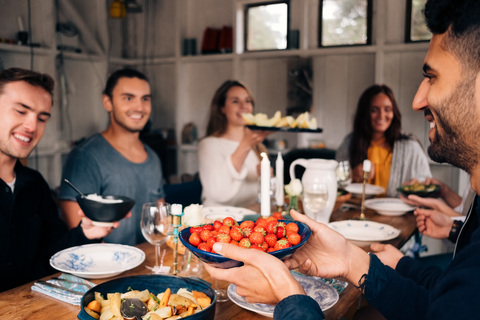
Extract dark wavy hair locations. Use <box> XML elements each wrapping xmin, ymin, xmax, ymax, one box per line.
<box><xmin>349</xmin><ymin>84</ymin><xmax>406</xmax><ymax>168</ymax></box>
<box><xmin>0</xmin><ymin>68</ymin><xmax>54</xmax><ymax>102</ymax></box>
<box><xmin>206</xmin><ymin>80</ymin><xmax>255</xmax><ymax>137</ymax></box>
<box><xmin>424</xmin><ymin>0</ymin><xmax>480</xmax><ymax>71</ymax></box>
<box><xmin>103</xmin><ymin>68</ymin><xmax>149</xmax><ymax>99</ymax></box>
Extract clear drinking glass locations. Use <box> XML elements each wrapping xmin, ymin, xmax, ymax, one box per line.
<box><xmin>141</xmin><ymin>202</ymin><xmax>171</xmax><ymax>274</ymax></box>
<box><xmin>202</xmin><ymin>213</ymin><xmax>235</xmax><ymax>302</ymax></box>
<box><xmin>336</xmin><ymin>161</ymin><xmax>352</xmax><ymax>188</ymax></box>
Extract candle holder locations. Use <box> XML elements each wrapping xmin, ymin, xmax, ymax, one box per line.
<box><xmin>170</xmin><ymin>204</ymin><xmax>184</xmax><ymax>275</ymax></box>
<box><xmin>288</xmin><ymin>195</ymin><xmax>299</xmax><ymax>212</ymax></box>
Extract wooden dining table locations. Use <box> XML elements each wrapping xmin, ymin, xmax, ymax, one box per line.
<box><xmin>0</xmin><ymin>205</ymin><xmax>417</xmax><ymax>320</ymax></box>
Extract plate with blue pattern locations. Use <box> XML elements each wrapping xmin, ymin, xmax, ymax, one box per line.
<box><xmin>227</xmin><ymin>271</ymin><xmax>340</xmax><ymax>318</ymax></box>
<box><xmin>50</xmin><ymin>243</ymin><xmax>145</xmax><ymax>279</ymax></box>
<box><xmin>328</xmin><ymin>220</ymin><xmax>400</xmax><ymax>241</ymax></box>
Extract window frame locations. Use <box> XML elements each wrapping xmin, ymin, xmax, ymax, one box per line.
<box><xmin>318</xmin><ymin>0</ymin><xmax>373</xmax><ymax>48</ymax></box>
<box><xmin>243</xmin><ymin>0</ymin><xmax>291</xmax><ymax>52</ymax></box>
<box><xmin>405</xmin><ymin>0</ymin><xmax>431</xmax><ymax>43</ymax></box>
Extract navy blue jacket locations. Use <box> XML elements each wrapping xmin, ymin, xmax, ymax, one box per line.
<box><xmin>274</xmin><ymin>196</ymin><xmax>480</xmax><ymax>319</ymax></box>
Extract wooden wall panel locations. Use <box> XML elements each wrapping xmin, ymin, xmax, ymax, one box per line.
<box><xmin>312</xmin><ymin>53</ymin><xmax>375</xmax><ymax>149</ymax></box>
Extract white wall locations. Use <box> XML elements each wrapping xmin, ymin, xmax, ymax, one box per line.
<box><xmin>0</xmin><ymin>0</ymin><xmax>462</xmax><ymax>193</ymax></box>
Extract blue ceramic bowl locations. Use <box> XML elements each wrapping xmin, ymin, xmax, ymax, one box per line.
<box><xmin>78</xmin><ymin>274</ymin><xmax>216</xmax><ymax>320</ymax></box>
<box><xmin>179</xmin><ymin>220</ymin><xmax>311</xmax><ymax>269</ymax></box>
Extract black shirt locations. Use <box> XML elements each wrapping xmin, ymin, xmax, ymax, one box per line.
<box><xmin>0</xmin><ymin>161</ymin><xmax>97</xmax><ymax>292</ymax></box>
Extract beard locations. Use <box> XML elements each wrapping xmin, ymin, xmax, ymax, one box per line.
<box><xmin>427</xmin><ymin>77</ymin><xmax>480</xmax><ymax>173</ymax></box>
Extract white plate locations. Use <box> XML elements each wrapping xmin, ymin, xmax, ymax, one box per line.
<box><xmin>227</xmin><ymin>271</ymin><xmax>339</xmax><ymax>318</ymax></box>
<box><xmin>202</xmin><ymin>206</ymin><xmax>256</xmax><ymax>221</ymax></box>
<box><xmin>50</xmin><ymin>243</ymin><xmax>145</xmax><ymax>279</ymax></box>
<box><xmin>345</xmin><ymin>183</ymin><xmax>385</xmax><ymax>196</ymax></box>
<box><xmin>365</xmin><ymin>198</ymin><xmax>415</xmax><ymax>216</ymax></box>
<box><xmin>328</xmin><ymin>220</ymin><xmax>400</xmax><ymax>241</ymax></box>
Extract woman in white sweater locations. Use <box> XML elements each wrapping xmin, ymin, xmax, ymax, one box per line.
<box><xmin>198</xmin><ymin>80</ymin><xmax>270</xmax><ymax>207</ymax></box>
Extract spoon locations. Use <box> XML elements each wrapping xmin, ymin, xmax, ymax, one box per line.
<box><xmin>120</xmin><ymin>298</ymin><xmax>147</xmax><ymax>320</ymax></box>
<box><xmin>63</xmin><ymin>179</ymin><xmax>86</xmax><ymax>198</ymax></box>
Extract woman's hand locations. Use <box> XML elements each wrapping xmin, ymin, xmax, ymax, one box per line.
<box><xmin>414</xmin><ymin>208</ymin><xmax>454</xmax><ymax>239</ymax></box>
<box><xmin>204</xmin><ymin>242</ymin><xmax>306</xmax><ymax>305</ymax></box>
<box><xmin>240</xmin><ymin>127</ymin><xmax>271</xmax><ymax>148</ymax></box>
<box><xmin>231</xmin><ymin>128</ymin><xmax>272</xmax><ymax>173</ymax></box>
<box><xmin>400</xmin><ymin>194</ymin><xmax>459</xmax><ymax>217</ymax></box>
<box><xmin>351</xmin><ymin>163</ymin><xmax>375</xmax><ymax>183</ymax></box>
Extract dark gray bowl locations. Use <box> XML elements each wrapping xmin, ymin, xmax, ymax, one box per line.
<box><xmin>76</xmin><ymin>194</ymin><xmax>134</xmax><ymax>224</ymax></box>
<box><xmin>78</xmin><ymin>274</ymin><xmax>216</xmax><ymax>320</ymax></box>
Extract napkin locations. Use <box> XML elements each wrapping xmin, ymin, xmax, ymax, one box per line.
<box><xmin>31</xmin><ymin>273</ymin><xmax>95</xmax><ymax>305</ymax></box>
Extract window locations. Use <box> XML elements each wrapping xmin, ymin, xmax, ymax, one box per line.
<box><xmin>405</xmin><ymin>0</ymin><xmax>431</xmax><ymax>42</ymax></box>
<box><xmin>319</xmin><ymin>0</ymin><xmax>372</xmax><ymax>47</ymax></box>
<box><xmin>245</xmin><ymin>1</ymin><xmax>290</xmax><ymax>51</ymax></box>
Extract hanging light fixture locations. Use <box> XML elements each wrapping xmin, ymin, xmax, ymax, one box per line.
<box><xmin>109</xmin><ymin>0</ymin><xmax>126</xmax><ymax>19</ymax></box>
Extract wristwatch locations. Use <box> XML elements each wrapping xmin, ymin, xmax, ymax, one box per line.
<box><xmin>448</xmin><ymin>220</ymin><xmax>463</xmax><ymax>243</ymax></box>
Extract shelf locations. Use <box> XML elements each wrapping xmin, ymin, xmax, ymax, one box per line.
<box><xmin>109</xmin><ymin>56</ymin><xmax>177</xmax><ymax>66</ymax></box>
<box><xmin>180</xmin><ymin>53</ymin><xmax>234</xmax><ymax>63</ymax></box>
<box><xmin>0</xmin><ymin>42</ymin><xmax>55</xmax><ymax>56</ymax></box>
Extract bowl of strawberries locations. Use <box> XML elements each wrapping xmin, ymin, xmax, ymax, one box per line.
<box><xmin>179</xmin><ymin>216</ymin><xmax>311</xmax><ymax>269</ymax></box>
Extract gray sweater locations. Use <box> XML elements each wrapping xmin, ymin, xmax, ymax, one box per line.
<box><xmin>336</xmin><ymin>134</ymin><xmax>432</xmax><ymax>197</ymax></box>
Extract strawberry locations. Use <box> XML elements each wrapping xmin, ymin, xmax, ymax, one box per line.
<box><xmin>213</xmin><ymin>220</ymin><xmax>223</xmax><ymax>230</ymax></box>
<box><xmin>239</xmin><ymin>238</ymin><xmax>251</xmax><ymax>248</ymax></box>
<box><xmin>285</xmin><ymin>222</ymin><xmax>299</xmax><ymax>233</ymax></box>
<box><xmin>272</xmin><ymin>211</ymin><xmax>283</xmax><ymax>220</ymax></box>
<box><xmin>188</xmin><ymin>232</ymin><xmax>201</xmax><ymax>247</ymax></box>
<box><xmin>260</xmin><ymin>241</ymin><xmax>269</xmax><ymax>251</ymax></box>
<box><xmin>222</xmin><ymin>217</ymin><xmax>236</xmax><ymax>227</ymax></box>
<box><xmin>240</xmin><ymin>220</ymin><xmax>255</xmax><ymax>229</ymax></box>
<box><xmin>253</xmin><ymin>225</ymin><xmax>267</xmax><ymax>236</ymax></box>
<box><xmin>287</xmin><ymin>233</ymin><xmax>302</xmax><ymax>246</ymax></box>
<box><xmin>286</xmin><ymin>230</ymin><xmax>298</xmax><ymax>236</ymax></box>
<box><xmin>249</xmin><ymin>231</ymin><xmax>264</xmax><ymax>245</ymax></box>
<box><xmin>202</xmin><ymin>224</ymin><xmax>214</xmax><ymax>231</ymax></box>
<box><xmin>206</xmin><ymin>236</ymin><xmax>217</xmax><ymax>249</ymax></box>
<box><xmin>190</xmin><ymin>226</ymin><xmax>203</xmax><ymax>234</ymax></box>
<box><xmin>241</xmin><ymin>227</ymin><xmax>252</xmax><ymax>237</ymax></box>
<box><xmin>230</xmin><ymin>226</ymin><xmax>244</xmax><ymax>241</ymax></box>
<box><xmin>276</xmin><ymin>226</ymin><xmax>286</xmax><ymax>239</ymax></box>
<box><xmin>230</xmin><ymin>240</ymin><xmax>239</xmax><ymax>246</ymax></box>
<box><xmin>218</xmin><ymin>225</ymin><xmax>231</xmax><ymax>234</ymax></box>
<box><xmin>255</xmin><ymin>218</ymin><xmax>267</xmax><ymax>228</ymax></box>
<box><xmin>274</xmin><ymin>238</ymin><xmax>291</xmax><ymax>251</ymax></box>
<box><xmin>267</xmin><ymin>247</ymin><xmax>276</xmax><ymax>253</ymax></box>
<box><xmin>198</xmin><ymin>243</ymin><xmax>211</xmax><ymax>252</ymax></box>
<box><xmin>216</xmin><ymin>233</ymin><xmax>231</xmax><ymax>243</ymax></box>
<box><xmin>250</xmin><ymin>244</ymin><xmax>264</xmax><ymax>251</ymax></box>
<box><xmin>264</xmin><ymin>233</ymin><xmax>277</xmax><ymax>248</ymax></box>
<box><xmin>266</xmin><ymin>216</ymin><xmax>278</xmax><ymax>223</ymax></box>
<box><xmin>200</xmin><ymin>229</ymin><xmax>212</xmax><ymax>242</ymax></box>
<box><xmin>266</xmin><ymin>220</ymin><xmax>278</xmax><ymax>234</ymax></box>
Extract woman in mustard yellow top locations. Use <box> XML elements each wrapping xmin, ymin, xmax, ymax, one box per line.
<box><xmin>336</xmin><ymin>84</ymin><xmax>432</xmax><ymax>197</ymax></box>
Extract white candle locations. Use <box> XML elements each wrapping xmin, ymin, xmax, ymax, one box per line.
<box><xmin>275</xmin><ymin>152</ymin><xmax>284</xmax><ymax>207</ymax></box>
<box><xmin>363</xmin><ymin>159</ymin><xmax>371</xmax><ymax>173</ymax></box>
<box><xmin>261</xmin><ymin>152</ymin><xmax>271</xmax><ymax>216</ymax></box>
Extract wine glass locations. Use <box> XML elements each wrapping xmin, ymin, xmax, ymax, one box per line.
<box><xmin>202</xmin><ymin>213</ymin><xmax>235</xmax><ymax>302</ymax></box>
<box><xmin>141</xmin><ymin>202</ymin><xmax>171</xmax><ymax>274</ymax></box>
<box><xmin>336</xmin><ymin>161</ymin><xmax>352</xmax><ymax>189</ymax></box>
